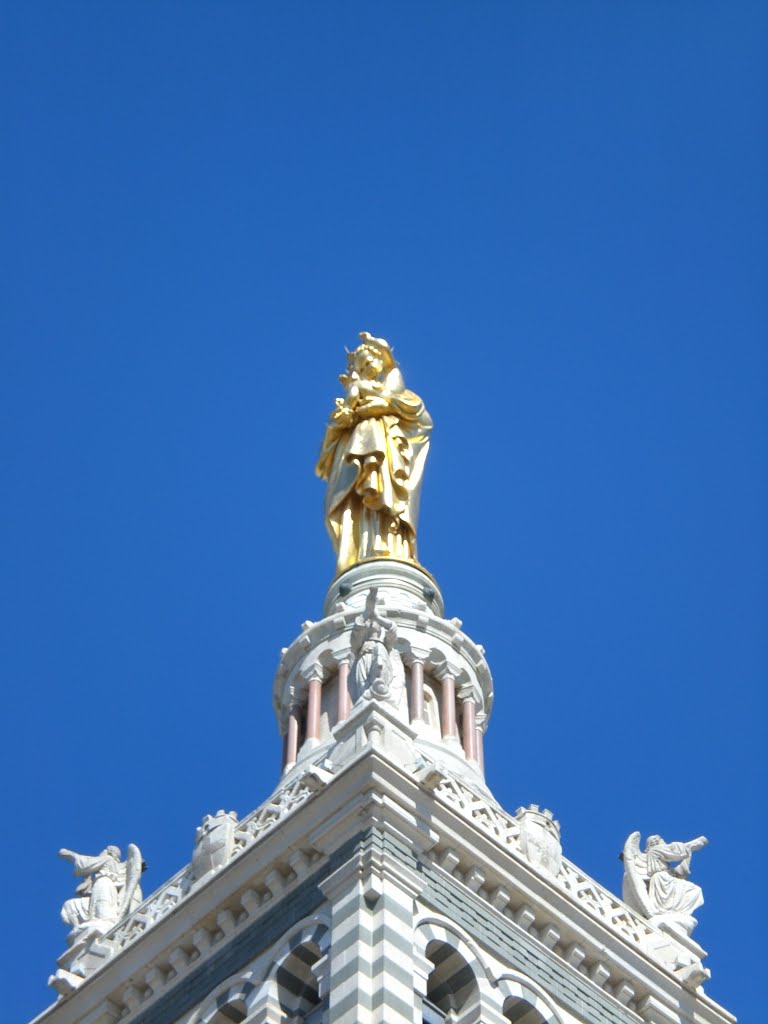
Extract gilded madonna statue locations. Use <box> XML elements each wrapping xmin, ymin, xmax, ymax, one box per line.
<box><xmin>316</xmin><ymin>333</ymin><xmax>432</xmax><ymax>574</ymax></box>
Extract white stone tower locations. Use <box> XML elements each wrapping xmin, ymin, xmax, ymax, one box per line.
<box><xmin>35</xmin><ymin>337</ymin><xmax>735</xmax><ymax>1024</ymax></box>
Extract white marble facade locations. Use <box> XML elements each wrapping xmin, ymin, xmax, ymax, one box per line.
<box><xmin>34</xmin><ymin>562</ymin><xmax>728</xmax><ymax>1024</ymax></box>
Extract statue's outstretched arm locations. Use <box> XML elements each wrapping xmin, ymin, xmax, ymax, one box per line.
<box><xmin>687</xmin><ymin>836</ymin><xmax>708</xmax><ymax>853</ymax></box>
<box><xmin>60</xmin><ymin>849</ymin><xmax>105</xmax><ymax>876</ymax></box>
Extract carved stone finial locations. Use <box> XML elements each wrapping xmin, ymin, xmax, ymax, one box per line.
<box><xmin>191</xmin><ymin>810</ymin><xmax>238</xmax><ymax>886</ymax></box>
<box><xmin>515</xmin><ymin>805</ymin><xmax>562</xmax><ymax>878</ymax></box>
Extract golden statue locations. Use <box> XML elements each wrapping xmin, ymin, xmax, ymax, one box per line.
<box><xmin>316</xmin><ymin>333</ymin><xmax>432</xmax><ymax>574</ymax></box>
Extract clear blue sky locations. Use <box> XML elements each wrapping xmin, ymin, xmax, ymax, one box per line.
<box><xmin>2</xmin><ymin>4</ymin><xmax>765</xmax><ymax>1021</ymax></box>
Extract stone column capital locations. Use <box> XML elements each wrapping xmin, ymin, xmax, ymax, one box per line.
<box><xmin>299</xmin><ymin>663</ymin><xmax>324</xmax><ymax>684</ymax></box>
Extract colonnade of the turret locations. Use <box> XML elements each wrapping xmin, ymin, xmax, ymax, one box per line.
<box><xmin>272</xmin><ymin>561</ymin><xmax>493</xmax><ymax>791</ymax></box>
<box><xmin>281</xmin><ymin>657</ymin><xmax>485</xmax><ymax>773</ymax></box>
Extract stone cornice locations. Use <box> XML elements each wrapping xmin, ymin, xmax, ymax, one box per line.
<box><xmin>273</xmin><ymin>600</ymin><xmax>492</xmax><ymax>723</ymax></box>
<box><xmin>33</xmin><ymin>750</ymin><xmax>734</xmax><ymax>1024</ymax></box>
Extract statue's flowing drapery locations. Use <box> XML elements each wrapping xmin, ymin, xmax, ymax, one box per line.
<box><xmin>61</xmin><ymin>851</ymin><xmax>126</xmax><ymax>926</ymax></box>
<box><xmin>60</xmin><ymin>846</ymin><xmax>143</xmax><ymax>932</ymax></box>
<box><xmin>622</xmin><ymin>831</ymin><xmax>708</xmax><ymax>936</ymax></box>
<box><xmin>646</xmin><ymin>840</ymin><xmax>705</xmax><ymax>917</ymax></box>
<box><xmin>316</xmin><ymin>353</ymin><xmax>432</xmax><ymax>574</ymax></box>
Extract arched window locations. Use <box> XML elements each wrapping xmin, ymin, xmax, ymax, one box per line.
<box><xmin>275</xmin><ymin>942</ymin><xmax>322</xmax><ymax>1021</ymax></box>
<box><xmin>423</xmin><ymin>940</ymin><xmax>479</xmax><ymax>1020</ymax></box>
<box><xmin>208</xmin><ymin>1000</ymin><xmax>247</xmax><ymax>1024</ymax></box>
<box><xmin>503</xmin><ymin>995</ymin><xmax>550</xmax><ymax>1024</ymax></box>
<box><xmin>422</xmin><ymin>678</ymin><xmax>441</xmax><ymax>736</ymax></box>
<box><xmin>422</xmin><ymin>997</ymin><xmax>447</xmax><ymax>1023</ymax></box>
<box><xmin>319</xmin><ymin>675</ymin><xmax>336</xmax><ymax>739</ymax></box>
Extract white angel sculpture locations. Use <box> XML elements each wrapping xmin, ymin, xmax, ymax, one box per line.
<box><xmin>622</xmin><ymin>831</ymin><xmax>708</xmax><ymax>937</ymax></box>
<box><xmin>59</xmin><ymin>843</ymin><xmax>144</xmax><ymax>940</ymax></box>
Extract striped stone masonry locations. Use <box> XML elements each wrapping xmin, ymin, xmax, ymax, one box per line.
<box><xmin>33</xmin><ymin>559</ymin><xmax>734</xmax><ymax>1024</ymax></box>
<box><xmin>31</xmin><ymin>753</ymin><xmax>735</xmax><ymax>1024</ymax></box>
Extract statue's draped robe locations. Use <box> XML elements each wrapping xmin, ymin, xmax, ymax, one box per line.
<box><xmin>646</xmin><ymin>841</ymin><xmax>704</xmax><ymax>917</ymax></box>
<box><xmin>351</xmin><ymin>614</ymin><xmax>398</xmax><ymax>703</ymax></box>
<box><xmin>61</xmin><ymin>850</ymin><xmax>143</xmax><ymax>930</ymax></box>
<box><xmin>317</xmin><ymin>371</ymin><xmax>432</xmax><ymax>572</ymax></box>
<box><xmin>62</xmin><ymin>852</ymin><xmax>125</xmax><ymax>926</ymax></box>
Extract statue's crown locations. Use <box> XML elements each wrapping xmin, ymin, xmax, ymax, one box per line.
<box><xmin>356</xmin><ymin>331</ymin><xmax>395</xmax><ymax>371</ymax></box>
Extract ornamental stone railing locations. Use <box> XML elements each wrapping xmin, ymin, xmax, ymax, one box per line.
<box><xmin>105</xmin><ymin>767</ymin><xmax>328</xmax><ymax>956</ymax></box>
<box><xmin>431</xmin><ymin>770</ymin><xmax>655</xmax><ymax>942</ymax></box>
<box><xmin>57</xmin><ymin>756</ymin><xmax>707</xmax><ymax>996</ymax></box>
<box><xmin>428</xmin><ymin>770</ymin><xmax>709</xmax><ymax>990</ymax></box>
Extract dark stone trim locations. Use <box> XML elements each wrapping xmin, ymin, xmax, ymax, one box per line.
<box><xmin>129</xmin><ymin>825</ymin><xmax>639</xmax><ymax>1024</ymax></box>
<box><xmin>131</xmin><ymin>833</ymin><xmax>365</xmax><ymax>1024</ymax></box>
<box><xmin>421</xmin><ymin>864</ymin><xmax>638</xmax><ymax>1024</ymax></box>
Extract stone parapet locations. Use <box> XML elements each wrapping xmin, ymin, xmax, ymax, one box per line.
<box><xmin>32</xmin><ymin>752</ymin><xmax>733</xmax><ymax>1024</ymax></box>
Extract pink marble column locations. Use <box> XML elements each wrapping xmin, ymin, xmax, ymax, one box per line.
<box><xmin>440</xmin><ymin>674</ymin><xmax>456</xmax><ymax>739</ymax></box>
<box><xmin>476</xmin><ymin>721</ymin><xmax>485</xmax><ymax>774</ymax></box>
<box><xmin>306</xmin><ymin>675</ymin><xmax>322</xmax><ymax>743</ymax></box>
<box><xmin>285</xmin><ymin>707</ymin><xmax>299</xmax><ymax>766</ymax></box>
<box><xmin>337</xmin><ymin>661</ymin><xmax>351</xmax><ymax>723</ymax></box>
<box><xmin>409</xmin><ymin>661</ymin><xmax>425</xmax><ymax>724</ymax></box>
<box><xmin>461</xmin><ymin>697</ymin><xmax>477</xmax><ymax>761</ymax></box>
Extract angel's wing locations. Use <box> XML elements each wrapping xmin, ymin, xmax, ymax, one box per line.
<box><xmin>118</xmin><ymin>843</ymin><xmax>143</xmax><ymax>918</ymax></box>
<box><xmin>621</xmin><ymin>831</ymin><xmax>653</xmax><ymax>918</ymax></box>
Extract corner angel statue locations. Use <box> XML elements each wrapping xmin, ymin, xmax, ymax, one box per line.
<box><xmin>622</xmin><ymin>831</ymin><xmax>708</xmax><ymax>937</ymax></box>
<box><xmin>59</xmin><ymin>843</ymin><xmax>144</xmax><ymax>940</ymax></box>
<box><xmin>316</xmin><ymin>332</ymin><xmax>432</xmax><ymax>574</ymax></box>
